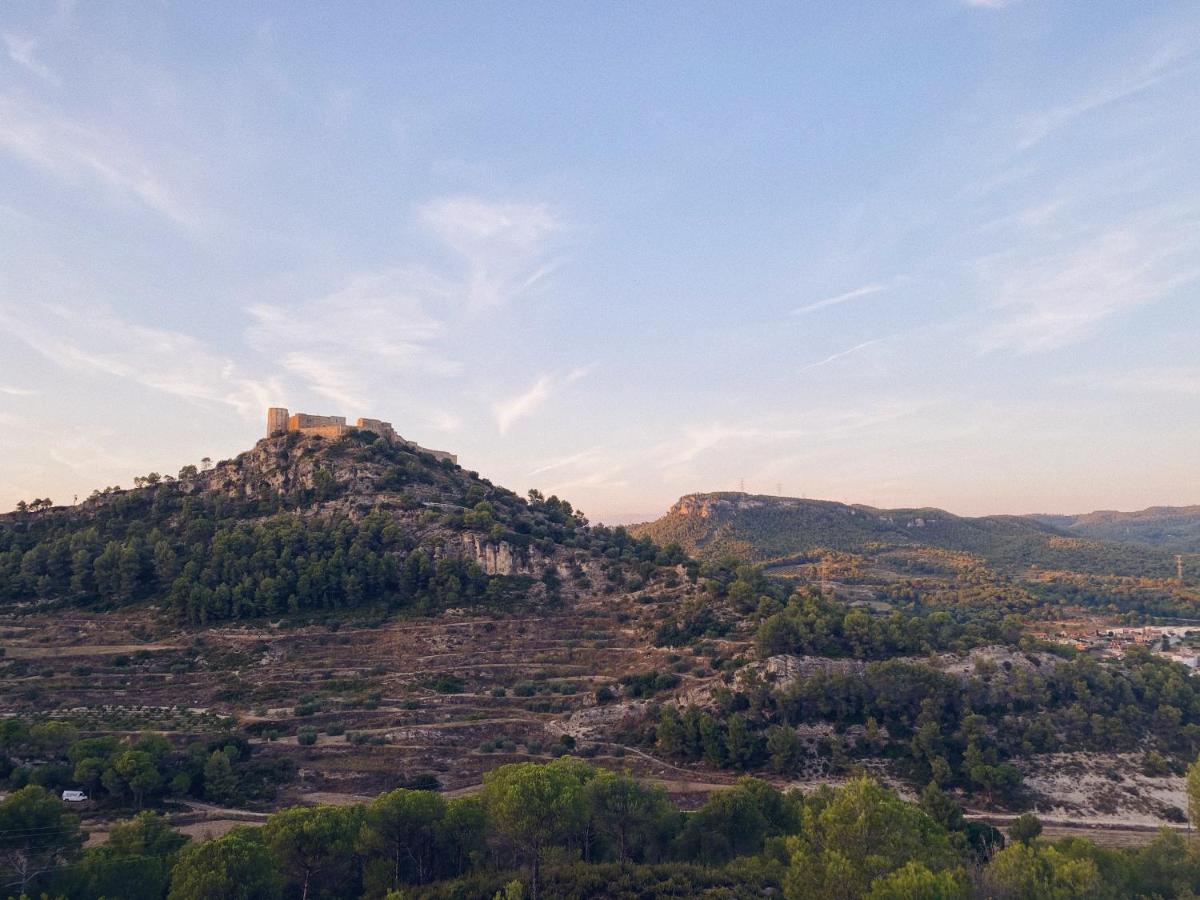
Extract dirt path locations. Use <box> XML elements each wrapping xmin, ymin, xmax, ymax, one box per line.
<box><xmin>967</xmin><ymin>812</ymin><xmax>1190</xmax><ymax>848</ymax></box>
<box><xmin>177</xmin><ymin>799</ymin><xmax>269</xmax><ymax>820</ymax></box>
<box><xmin>597</xmin><ymin>742</ymin><xmax>739</xmax><ymax>782</ymax></box>
<box><xmin>3</xmin><ymin>642</ymin><xmax>182</xmax><ymax>658</ymax></box>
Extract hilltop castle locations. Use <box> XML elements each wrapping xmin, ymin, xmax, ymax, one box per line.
<box><xmin>266</xmin><ymin>407</ymin><xmax>457</xmax><ymax>464</ymax></box>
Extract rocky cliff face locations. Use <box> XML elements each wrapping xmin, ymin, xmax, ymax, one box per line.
<box><xmin>667</xmin><ymin>492</ymin><xmax>807</xmax><ymax>519</ymax></box>
<box><xmin>186</xmin><ymin>435</ymin><xmax>390</xmax><ymax>501</ymax></box>
<box><xmin>458</xmin><ymin>533</ymin><xmax>534</xmax><ymax>576</ymax></box>
<box><xmin>666</xmin><ymin>492</ymin><xmax>888</xmax><ymax>524</ymax></box>
<box><xmin>193</xmin><ymin>435</ymin><xmax>593</xmax><ymax>583</ymax></box>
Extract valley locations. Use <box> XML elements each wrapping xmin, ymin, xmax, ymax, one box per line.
<box><xmin>4</xmin><ymin>430</ymin><xmax>1200</xmax><ymax>897</ymax></box>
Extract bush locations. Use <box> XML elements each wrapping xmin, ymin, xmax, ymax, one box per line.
<box><xmin>297</xmin><ymin>727</ymin><xmax>318</xmax><ymax>746</ymax></box>
<box><xmin>427</xmin><ymin>673</ymin><xmax>465</xmax><ymax>694</ymax></box>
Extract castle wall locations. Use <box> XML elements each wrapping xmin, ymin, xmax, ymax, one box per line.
<box><xmin>290</xmin><ymin>413</ymin><xmax>346</xmax><ymax>430</ymax></box>
<box><xmin>265</xmin><ymin>407</ymin><xmax>457</xmax><ymax>464</ymax></box>
<box><xmin>413</xmin><ymin>445</ymin><xmax>458</xmax><ymax>465</ymax></box>
<box><xmin>356</xmin><ymin>418</ymin><xmax>399</xmax><ymax>443</ymax></box>
<box><xmin>267</xmin><ymin>407</ymin><xmax>290</xmax><ymax>436</ymax></box>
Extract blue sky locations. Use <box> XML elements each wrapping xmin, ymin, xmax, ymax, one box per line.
<box><xmin>1</xmin><ymin>1</ymin><xmax>1198</xmax><ymax>522</ymax></box>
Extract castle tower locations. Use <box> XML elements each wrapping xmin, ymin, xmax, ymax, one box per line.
<box><xmin>267</xmin><ymin>407</ymin><xmax>290</xmax><ymax>437</ymax></box>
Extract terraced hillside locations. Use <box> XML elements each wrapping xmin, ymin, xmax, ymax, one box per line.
<box><xmin>0</xmin><ymin>427</ymin><xmax>749</xmax><ymax>820</ymax></box>
<box><xmin>0</xmin><ymin>576</ymin><xmax>749</xmax><ymax>810</ymax></box>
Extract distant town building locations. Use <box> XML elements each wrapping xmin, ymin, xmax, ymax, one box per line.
<box><xmin>266</xmin><ymin>407</ymin><xmax>457</xmax><ymax>465</ymax></box>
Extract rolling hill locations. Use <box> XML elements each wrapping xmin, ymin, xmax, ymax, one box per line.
<box><xmin>1031</xmin><ymin>506</ymin><xmax>1200</xmax><ymax>553</ymax></box>
<box><xmin>630</xmin><ymin>492</ymin><xmax>1178</xmax><ymax>577</ymax></box>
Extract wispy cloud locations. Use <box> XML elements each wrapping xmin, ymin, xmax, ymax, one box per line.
<box><xmin>799</xmin><ymin>337</ymin><xmax>889</xmax><ymax>372</ymax></box>
<box><xmin>541</xmin><ymin>466</ymin><xmax>629</xmax><ymax>496</ymax></box>
<box><xmin>418</xmin><ymin>196</ymin><xmax>562</xmax><ymax>312</ymax></box>
<box><xmin>961</xmin><ymin>0</ymin><xmax>1019</xmax><ymax>8</ymax></box>
<box><xmin>0</xmin><ymin>385</ymin><xmax>38</xmax><ymax>396</ymax></box>
<box><xmin>248</xmin><ymin>266</ymin><xmax>460</xmax><ymax>408</ymax></box>
<box><xmin>1018</xmin><ymin>43</ymin><xmax>1198</xmax><ymax>151</ymax></box>
<box><xmin>248</xmin><ymin>195</ymin><xmax>564</xmax><ymax>412</ymax></box>
<box><xmin>529</xmin><ymin>446</ymin><xmax>607</xmax><ymax>477</ymax></box>
<box><xmin>524</xmin><ymin>446</ymin><xmax>628</xmax><ymax>507</ymax></box>
<box><xmin>655</xmin><ymin>424</ymin><xmax>806</xmax><ymax>468</ymax></box>
<box><xmin>1</xmin><ymin>304</ymin><xmax>278</xmax><ymax>418</ymax></box>
<box><xmin>495</xmin><ymin>376</ymin><xmax>554</xmax><ymax>435</ymax></box>
<box><xmin>3</xmin><ymin>33</ymin><xmax>57</xmax><ymax>84</ymax></box>
<box><xmin>0</xmin><ymin>93</ymin><xmax>200</xmax><ymax>227</ymax></box>
<box><xmin>791</xmin><ymin>282</ymin><xmax>891</xmax><ymax>316</ymax></box>
<box><xmin>276</xmin><ymin>353</ymin><xmax>368</xmax><ymax>410</ymax></box>
<box><xmin>493</xmin><ymin>367</ymin><xmax>590</xmax><ymax>434</ymax></box>
<box><xmin>977</xmin><ymin>207</ymin><xmax>1200</xmax><ymax>353</ymax></box>
<box><xmin>653</xmin><ymin>401</ymin><xmax>929</xmax><ymax>472</ymax></box>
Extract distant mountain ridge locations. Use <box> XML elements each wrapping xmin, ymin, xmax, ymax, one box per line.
<box><xmin>631</xmin><ymin>491</ymin><xmax>1177</xmax><ymax>577</ymax></box>
<box><xmin>1030</xmin><ymin>505</ymin><xmax>1200</xmax><ymax>553</ymax></box>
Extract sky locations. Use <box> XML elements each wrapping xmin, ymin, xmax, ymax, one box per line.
<box><xmin>1</xmin><ymin>1</ymin><xmax>1198</xmax><ymax>523</ymax></box>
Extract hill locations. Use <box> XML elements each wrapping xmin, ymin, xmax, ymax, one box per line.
<box><xmin>4</xmin><ymin>431</ymin><xmax>1200</xmax><ymax>865</ymax></box>
<box><xmin>0</xmin><ymin>428</ymin><xmax>677</xmax><ymax>622</ymax></box>
<box><xmin>630</xmin><ymin>492</ymin><xmax>1177</xmax><ymax>578</ymax></box>
<box><xmin>0</xmin><ymin>425</ymin><xmax>710</xmax><ymax>805</ymax></box>
<box><xmin>1032</xmin><ymin>506</ymin><xmax>1200</xmax><ymax>553</ymax></box>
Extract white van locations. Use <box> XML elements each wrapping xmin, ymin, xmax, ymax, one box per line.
<box><xmin>61</xmin><ymin>790</ymin><xmax>88</xmax><ymax>803</ymax></box>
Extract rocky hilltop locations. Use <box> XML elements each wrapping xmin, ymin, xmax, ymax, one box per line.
<box><xmin>0</xmin><ymin>429</ymin><xmax>667</xmax><ymax>619</ymax></box>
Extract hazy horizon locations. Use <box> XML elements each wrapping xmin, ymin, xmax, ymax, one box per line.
<box><xmin>2</xmin><ymin>2</ymin><xmax>1198</xmax><ymax>523</ymax></box>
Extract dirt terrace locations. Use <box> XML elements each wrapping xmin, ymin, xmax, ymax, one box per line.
<box><xmin>0</xmin><ymin>581</ymin><xmax>753</xmax><ymax>803</ymax></box>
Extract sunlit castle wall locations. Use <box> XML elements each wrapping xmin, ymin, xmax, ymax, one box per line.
<box><xmin>356</xmin><ymin>417</ymin><xmax>400</xmax><ymax>443</ymax></box>
<box><xmin>288</xmin><ymin>413</ymin><xmax>347</xmax><ymax>430</ymax></box>
<box><xmin>267</xmin><ymin>407</ymin><xmax>290</xmax><ymax>437</ymax></box>
<box><xmin>285</xmin><ymin>412</ymin><xmax>351</xmax><ymax>440</ymax></box>
<box><xmin>263</xmin><ymin>407</ymin><xmax>457</xmax><ymax>464</ymax></box>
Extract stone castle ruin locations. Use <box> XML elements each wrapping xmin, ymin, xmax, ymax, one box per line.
<box><xmin>266</xmin><ymin>407</ymin><xmax>457</xmax><ymax>464</ymax></box>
